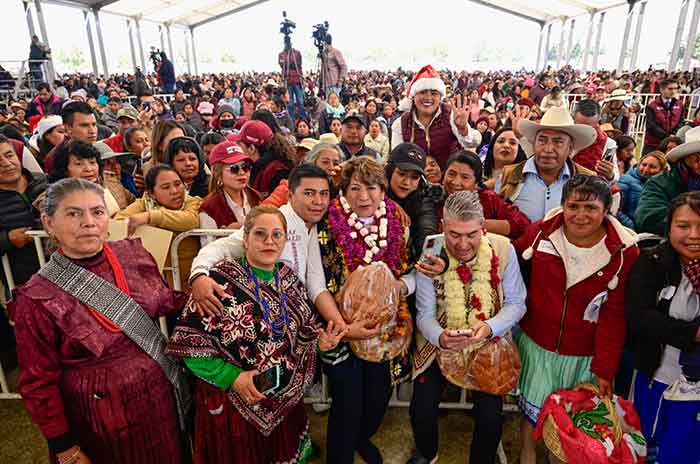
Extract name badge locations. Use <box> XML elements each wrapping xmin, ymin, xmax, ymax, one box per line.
<box><xmin>536</xmin><ymin>240</ymin><xmax>559</xmax><ymax>257</ymax></box>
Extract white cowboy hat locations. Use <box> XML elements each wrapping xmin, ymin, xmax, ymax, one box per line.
<box><xmin>518</xmin><ymin>106</ymin><xmax>597</xmax><ymax>152</ymax></box>
<box><xmin>604</xmin><ymin>89</ymin><xmax>629</xmax><ymax>103</ymax></box>
<box><xmin>667</xmin><ymin>126</ymin><xmax>700</xmax><ymax>162</ymax></box>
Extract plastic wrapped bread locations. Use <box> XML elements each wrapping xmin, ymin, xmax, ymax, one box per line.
<box><xmin>335</xmin><ymin>263</ymin><xmax>412</xmax><ymax>362</ymax></box>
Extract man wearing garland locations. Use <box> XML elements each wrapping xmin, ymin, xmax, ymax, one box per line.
<box><xmin>408</xmin><ymin>191</ymin><xmax>527</xmax><ymax>464</ymax></box>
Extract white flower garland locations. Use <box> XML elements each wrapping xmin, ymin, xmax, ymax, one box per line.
<box><xmin>340</xmin><ymin>194</ymin><xmax>389</xmax><ymax>264</ymax></box>
<box><xmin>443</xmin><ymin>235</ymin><xmax>497</xmax><ymax>330</ymax></box>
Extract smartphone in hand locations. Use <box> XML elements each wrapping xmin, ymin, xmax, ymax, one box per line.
<box><xmin>420</xmin><ymin>234</ymin><xmax>444</xmax><ymax>262</ymax></box>
<box><xmin>253</xmin><ymin>365</ymin><xmax>281</xmax><ymax>396</ymax></box>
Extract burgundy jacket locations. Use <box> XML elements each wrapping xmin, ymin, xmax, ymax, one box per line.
<box><xmin>512</xmin><ymin>212</ymin><xmax>639</xmax><ymax>380</ymax></box>
<box><xmin>199</xmin><ymin>188</ymin><xmax>261</xmax><ymax>228</ymax></box>
<box><xmin>478</xmin><ymin>188</ymin><xmax>531</xmax><ymax>239</ymax></box>
<box><xmin>400</xmin><ymin>103</ymin><xmax>461</xmax><ymax>170</ymax></box>
<box><xmin>573</xmin><ymin>126</ymin><xmax>608</xmax><ymax>172</ymax></box>
<box><xmin>644</xmin><ymin>96</ymin><xmax>684</xmax><ymax>147</ymax></box>
<box><xmin>10</xmin><ymin>239</ymin><xmax>187</xmax><ymax>446</ymax></box>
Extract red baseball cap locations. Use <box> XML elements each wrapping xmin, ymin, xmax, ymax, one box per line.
<box><xmin>208</xmin><ymin>141</ymin><xmax>251</xmax><ymax>165</ymax></box>
<box><xmin>227</xmin><ymin>120</ymin><xmax>273</xmax><ymax>147</ymax></box>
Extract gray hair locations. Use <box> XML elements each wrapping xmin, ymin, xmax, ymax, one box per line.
<box><xmin>443</xmin><ymin>191</ymin><xmax>484</xmax><ymax>224</ymax></box>
<box><xmin>43</xmin><ymin>178</ymin><xmax>105</xmax><ymax>217</ymax></box>
<box><xmin>304</xmin><ymin>142</ymin><xmax>342</xmax><ymax>165</ymax></box>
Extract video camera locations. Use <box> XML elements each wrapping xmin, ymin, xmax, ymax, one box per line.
<box><xmin>149</xmin><ymin>47</ymin><xmax>162</xmax><ymax>68</ymax></box>
<box><xmin>312</xmin><ymin>21</ymin><xmax>330</xmax><ymax>52</ymax></box>
<box><xmin>280</xmin><ymin>11</ymin><xmax>296</xmax><ymax>39</ymax></box>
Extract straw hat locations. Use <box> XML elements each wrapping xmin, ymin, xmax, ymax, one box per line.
<box><xmin>604</xmin><ymin>89</ymin><xmax>629</xmax><ymax>103</ymax></box>
<box><xmin>667</xmin><ymin>126</ymin><xmax>700</xmax><ymax>162</ymax></box>
<box><xmin>518</xmin><ymin>106</ymin><xmax>597</xmax><ymax>152</ymax></box>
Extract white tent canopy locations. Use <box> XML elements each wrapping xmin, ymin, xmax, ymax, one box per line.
<box><xmin>18</xmin><ymin>0</ymin><xmax>700</xmax><ymax>79</ymax></box>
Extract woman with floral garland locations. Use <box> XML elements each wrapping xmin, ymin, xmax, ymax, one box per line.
<box><xmin>317</xmin><ymin>156</ymin><xmax>415</xmax><ymax>464</ymax></box>
<box><xmin>512</xmin><ymin>175</ymin><xmax>639</xmax><ymax>464</ymax></box>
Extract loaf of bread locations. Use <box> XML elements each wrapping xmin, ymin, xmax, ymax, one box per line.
<box><xmin>336</xmin><ymin>263</ymin><xmax>412</xmax><ymax>362</ymax></box>
<box><xmin>438</xmin><ymin>335</ymin><xmax>521</xmax><ymax>395</ymax></box>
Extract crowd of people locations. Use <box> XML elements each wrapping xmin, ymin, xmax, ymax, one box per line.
<box><xmin>0</xmin><ymin>60</ymin><xmax>699</xmax><ymax>464</ymax></box>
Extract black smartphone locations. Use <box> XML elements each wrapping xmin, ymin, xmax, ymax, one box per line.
<box><xmin>253</xmin><ymin>365</ymin><xmax>281</xmax><ymax>396</ymax></box>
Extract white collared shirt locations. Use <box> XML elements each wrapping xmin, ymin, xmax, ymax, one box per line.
<box><xmin>198</xmin><ymin>191</ymin><xmax>250</xmax><ymax>247</ymax></box>
<box><xmin>190</xmin><ymin>203</ymin><xmax>328</xmax><ymax>303</ymax></box>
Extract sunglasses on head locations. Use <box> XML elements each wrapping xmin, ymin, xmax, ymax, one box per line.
<box><xmin>228</xmin><ymin>161</ymin><xmax>252</xmax><ymax>174</ymax></box>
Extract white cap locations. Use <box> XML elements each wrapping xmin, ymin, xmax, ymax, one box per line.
<box><xmin>36</xmin><ymin>115</ymin><xmax>63</xmax><ymax>138</ymax></box>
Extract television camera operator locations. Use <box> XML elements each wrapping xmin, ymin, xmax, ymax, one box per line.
<box><xmin>320</xmin><ymin>32</ymin><xmax>347</xmax><ymax>98</ymax></box>
<box><xmin>278</xmin><ymin>12</ymin><xmax>307</xmax><ymax>121</ymax></box>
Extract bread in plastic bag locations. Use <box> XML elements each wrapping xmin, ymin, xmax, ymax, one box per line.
<box><xmin>437</xmin><ymin>333</ymin><xmax>521</xmax><ymax>395</ymax></box>
<box><xmin>335</xmin><ymin>262</ymin><xmax>412</xmax><ymax>362</ymax></box>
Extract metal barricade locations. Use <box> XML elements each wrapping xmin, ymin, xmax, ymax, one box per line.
<box><xmin>124</xmin><ymin>93</ymin><xmax>186</xmax><ymax>105</ymax></box>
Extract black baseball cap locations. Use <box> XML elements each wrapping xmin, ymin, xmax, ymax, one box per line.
<box><xmin>388</xmin><ymin>143</ymin><xmax>426</xmax><ymax>175</ymax></box>
<box><xmin>341</xmin><ymin>113</ymin><xmax>368</xmax><ymax>129</ymax></box>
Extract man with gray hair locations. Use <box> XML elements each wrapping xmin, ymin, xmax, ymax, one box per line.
<box><xmin>407</xmin><ymin>191</ymin><xmax>527</xmax><ymax>464</ymax></box>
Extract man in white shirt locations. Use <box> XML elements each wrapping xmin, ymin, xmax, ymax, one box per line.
<box><xmin>189</xmin><ymin>164</ymin><xmax>375</xmax><ymax>338</ymax></box>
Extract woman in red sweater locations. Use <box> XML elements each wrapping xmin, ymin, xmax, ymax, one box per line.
<box><xmin>512</xmin><ymin>175</ymin><xmax>639</xmax><ymax>464</ymax></box>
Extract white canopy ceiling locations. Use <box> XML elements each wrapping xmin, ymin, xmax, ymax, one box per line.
<box><xmin>39</xmin><ymin>0</ymin><xmax>632</xmax><ymax>28</ymax></box>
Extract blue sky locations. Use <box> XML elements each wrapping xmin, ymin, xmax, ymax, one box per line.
<box><xmin>1</xmin><ymin>0</ymin><xmax>688</xmax><ymax>75</ymax></box>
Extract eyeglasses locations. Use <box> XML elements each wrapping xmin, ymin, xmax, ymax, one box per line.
<box><xmin>228</xmin><ymin>161</ymin><xmax>252</xmax><ymax>175</ymax></box>
<box><xmin>250</xmin><ymin>228</ymin><xmax>286</xmax><ymax>243</ymax></box>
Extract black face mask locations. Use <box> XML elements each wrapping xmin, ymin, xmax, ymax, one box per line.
<box><xmin>220</xmin><ymin>118</ymin><xmax>235</xmax><ymax>128</ymax></box>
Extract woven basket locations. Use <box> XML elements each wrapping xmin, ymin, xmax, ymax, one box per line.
<box><xmin>541</xmin><ymin>383</ymin><xmax>623</xmax><ymax>463</ymax></box>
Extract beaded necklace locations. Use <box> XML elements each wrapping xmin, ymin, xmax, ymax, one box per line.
<box><xmin>243</xmin><ymin>257</ymin><xmax>289</xmax><ymax>341</ymax></box>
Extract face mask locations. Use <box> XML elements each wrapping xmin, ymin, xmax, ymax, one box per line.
<box><xmin>220</xmin><ymin>119</ymin><xmax>235</xmax><ymax>128</ymax></box>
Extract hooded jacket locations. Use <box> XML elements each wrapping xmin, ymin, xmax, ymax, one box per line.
<box><xmin>513</xmin><ymin>208</ymin><xmax>639</xmax><ymax>380</ymax></box>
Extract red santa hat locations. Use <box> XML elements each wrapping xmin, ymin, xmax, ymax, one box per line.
<box><xmin>399</xmin><ymin>65</ymin><xmax>446</xmax><ymax>112</ymax></box>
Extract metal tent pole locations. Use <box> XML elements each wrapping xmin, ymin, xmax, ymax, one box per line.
<box><xmin>566</xmin><ymin>18</ymin><xmax>576</xmax><ymax>66</ymax></box>
<box><xmin>592</xmin><ymin>11</ymin><xmax>606</xmax><ymax>71</ymax></box>
<box><xmin>159</xmin><ymin>25</ymin><xmax>166</xmax><ymax>54</ymax></box>
<box><xmin>544</xmin><ymin>23</ymin><xmax>552</xmax><ymax>70</ymax></box>
<box><xmin>630</xmin><ymin>1</ymin><xmax>647</xmax><ymax>70</ymax></box>
<box><xmin>582</xmin><ymin>12</ymin><xmax>595</xmax><ymax>71</ymax></box>
<box><xmin>617</xmin><ymin>1</ymin><xmax>636</xmax><ymax>72</ymax></box>
<box><xmin>83</xmin><ymin>10</ymin><xmax>99</xmax><ymax>76</ymax></box>
<box><xmin>127</xmin><ymin>19</ymin><xmax>138</xmax><ymax>72</ymax></box>
<box><xmin>535</xmin><ymin>23</ymin><xmax>545</xmax><ymax>71</ymax></box>
<box><xmin>557</xmin><ymin>18</ymin><xmax>566</xmax><ymax>69</ymax></box>
<box><xmin>683</xmin><ymin>0</ymin><xmax>700</xmax><ymax>70</ymax></box>
<box><xmin>93</xmin><ymin>9</ymin><xmax>109</xmax><ymax>77</ymax></box>
<box><xmin>183</xmin><ymin>29</ymin><xmax>192</xmax><ymax>74</ymax></box>
<box><xmin>23</xmin><ymin>1</ymin><xmax>37</xmax><ymax>38</ymax></box>
<box><xmin>166</xmin><ymin>23</ymin><xmax>174</xmax><ymax>64</ymax></box>
<box><xmin>135</xmin><ymin>17</ymin><xmax>147</xmax><ymax>71</ymax></box>
<box><xmin>34</xmin><ymin>0</ymin><xmax>55</xmax><ymax>82</ymax></box>
<box><xmin>189</xmin><ymin>27</ymin><xmax>199</xmax><ymax>75</ymax></box>
<box><xmin>670</xmin><ymin>0</ymin><xmax>690</xmax><ymax>71</ymax></box>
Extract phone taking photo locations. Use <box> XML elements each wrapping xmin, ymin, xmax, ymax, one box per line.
<box><xmin>253</xmin><ymin>365</ymin><xmax>281</xmax><ymax>396</ymax></box>
<box><xmin>421</xmin><ymin>234</ymin><xmax>444</xmax><ymax>262</ymax></box>
<box><xmin>602</xmin><ymin>146</ymin><xmax>616</xmax><ymax>163</ymax></box>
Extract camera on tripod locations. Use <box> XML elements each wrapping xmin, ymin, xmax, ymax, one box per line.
<box><xmin>312</xmin><ymin>22</ymin><xmax>330</xmax><ymax>52</ymax></box>
<box><xmin>280</xmin><ymin>11</ymin><xmax>296</xmax><ymax>40</ymax></box>
<box><xmin>149</xmin><ymin>47</ymin><xmax>162</xmax><ymax>68</ymax></box>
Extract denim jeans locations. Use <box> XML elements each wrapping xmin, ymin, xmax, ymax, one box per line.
<box><xmin>286</xmin><ymin>84</ymin><xmax>306</xmax><ymax>121</ymax></box>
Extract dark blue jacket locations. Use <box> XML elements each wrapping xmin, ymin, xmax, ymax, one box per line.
<box><xmin>617</xmin><ymin>166</ymin><xmax>646</xmax><ymax>229</ymax></box>
<box><xmin>159</xmin><ymin>59</ymin><xmax>176</xmax><ymax>87</ymax></box>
